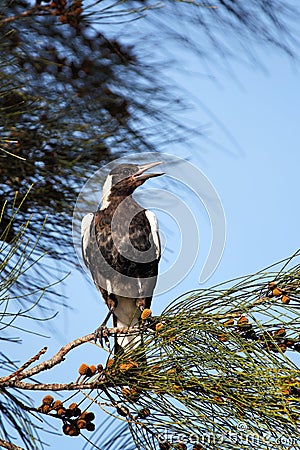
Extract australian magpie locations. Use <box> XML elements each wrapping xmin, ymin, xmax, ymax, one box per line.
<box><xmin>81</xmin><ymin>162</ymin><xmax>163</xmax><ymax>354</ymax></box>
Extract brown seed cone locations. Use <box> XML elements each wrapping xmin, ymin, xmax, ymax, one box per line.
<box><xmin>284</xmin><ymin>338</ymin><xmax>296</xmax><ymax>348</ymax></box>
<box><xmin>78</xmin><ymin>363</ymin><xmax>90</xmax><ymax>376</ymax></box>
<box><xmin>66</xmin><ymin>403</ymin><xmax>81</xmax><ymax>417</ymax></box>
<box><xmin>89</xmin><ymin>365</ymin><xmax>97</xmax><ymax>375</ymax></box>
<box><xmin>119</xmin><ymin>363</ymin><xmax>130</xmax><ymax>372</ymax></box>
<box><xmin>282</xmin><ymin>295</ymin><xmax>290</xmax><ymax>304</ymax></box>
<box><xmin>122</xmin><ymin>387</ymin><xmax>131</xmax><ymax>397</ymax></box>
<box><xmin>86</xmin><ymin>421</ymin><xmax>96</xmax><ymax>432</ymax></box>
<box><xmin>272</xmin><ymin>287</ymin><xmax>282</xmax><ymax>297</ymax></box>
<box><xmin>106</xmin><ymin>358</ymin><xmax>114</xmax><ymax>369</ymax></box>
<box><xmin>53</xmin><ymin>400</ymin><xmax>63</xmax><ymax>410</ymax></box>
<box><xmin>138</xmin><ymin>408</ymin><xmax>150</xmax><ymax>418</ymax></box>
<box><xmin>62</xmin><ymin>423</ymin><xmax>80</xmax><ymax>437</ymax></box>
<box><xmin>57</xmin><ymin>408</ymin><xmax>66</xmax><ymax>416</ymax></box>
<box><xmin>278</xmin><ymin>343</ymin><xmax>287</xmax><ymax>352</ymax></box>
<box><xmin>80</xmin><ymin>411</ymin><xmax>95</xmax><ymax>422</ymax></box>
<box><xmin>155</xmin><ymin>322</ymin><xmax>164</xmax><ymax>332</ymax></box>
<box><xmin>123</xmin><ymin>387</ymin><xmax>140</xmax><ymax>402</ymax></box>
<box><xmin>65</xmin><ymin>408</ymin><xmax>74</xmax><ymax>418</ymax></box>
<box><xmin>41</xmin><ymin>404</ymin><xmax>51</xmax><ymax>414</ymax></box>
<box><xmin>141</xmin><ymin>308</ymin><xmax>152</xmax><ymax>320</ymax></box>
<box><xmin>119</xmin><ymin>362</ymin><xmax>137</xmax><ymax>372</ymax></box>
<box><xmin>69</xmin><ymin>402</ymin><xmax>78</xmax><ymax>410</ymax></box>
<box><xmin>273</xmin><ymin>328</ymin><xmax>286</xmax><ymax>339</ymax></box>
<box><xmin>173</xmin><ymin>384</ymin><xmax>182</xmax><ymax>392</ymax></box>
<box><xmin>77</xmin><ymin>419</ymin><xmax>87</xmax><ymax>429</ymax></box>
<box><xmin>237</xmin><ymin>316</ymin><xmax>249</xmax><ymax>325</ymax></box>
<box><xmin>116</xmin><ymin>405</ymin><xmax>129</xmax><ymax>417</ymax></box>
<box><xmin>42</xmin><ymin>395</ymin><xmax>54</xmax><ymax>405</ymax></box>
<box><xmin>217</xmin><ymin>333</ymin><xmax>227</xmax><ymax>342</ymax></box>
<box><xmin>97</xmin><ymin>363</ymin><xmax>104</xmax><ymax>373</ymax></box>
<box><xmin>74</xmin><ymin>407</ymin><xmax>81</xmax><ymax>417</ymax></box>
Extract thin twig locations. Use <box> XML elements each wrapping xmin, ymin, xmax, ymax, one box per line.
<box><xmin>0</xmin><ymin>439</ymin><xmax>24</xmax><ymax>450</ymax></box>
<box><xmin>0</xmin><ymin>347</ymin><xmax>47</xmax><ymax>383</ymax></box>
<box><xmin>0</xmin><ymin>5</ymin><xmax>56</xmax><ymax>26</ymax></box>
<box><xmin>0</xmin><ymin>7</ymin><xmax>37</xmax><ymax>26</ymax></box>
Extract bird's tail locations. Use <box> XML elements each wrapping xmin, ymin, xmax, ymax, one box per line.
<box><xmin>113</xmin><ymin>313</ymin><xmax>142</xmax><ymax>354</ymax></box>
<box><xmin>112</xmin><ymin>296</ymin><xmax>148</xmax><ymax>366</ymax></box>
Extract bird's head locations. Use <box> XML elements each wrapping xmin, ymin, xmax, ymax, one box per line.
<box><xmin>101</xmin><ymin>162</ymin><xmax>163</xmax><ymax>206</ymax></box>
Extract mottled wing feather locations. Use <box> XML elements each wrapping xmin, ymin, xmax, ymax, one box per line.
<box><xmin>82</xmin><ymin>205</ymin><xmax>160</xmax><ymax>302</ymax></box>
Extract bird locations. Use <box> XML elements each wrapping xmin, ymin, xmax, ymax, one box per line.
<box><xmin>81</xmin><ymin>162</ymin><xmax>163</xmax><ymax>355</ymax></box>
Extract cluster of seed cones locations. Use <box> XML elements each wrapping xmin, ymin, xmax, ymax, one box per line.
<box><xmin>43</xmin><ymin>0</ymin><xmax>83</xmax><ymax>27</ymax></box>
<box><xmin>218</xmin><ymin>314</ymin><xmax>300</xmax><ymax>353</ymax></box>
<box><xmin>38</xmin><ymin>395</ymin><xmax>95</xmax><ymax>437</ymax></box>
<box><xmin>217</xmin><ymin>280</ymin><xmax>300</xmax><ymax>353</ymax></box>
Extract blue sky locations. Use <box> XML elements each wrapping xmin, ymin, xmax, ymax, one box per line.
<box><xmin>47</xmin><ymin>44</ymin><xmax>300</xmax><ymax>448</ymax></box>
<box><xmin>68</xmin><ymin>46</ymin><xmax>300</xmax><ymax>326</ymax></box>
<box><xmin>10</xmin><ymin>16</ymin><xmax>300</xmax><ymax>450</ymax></box>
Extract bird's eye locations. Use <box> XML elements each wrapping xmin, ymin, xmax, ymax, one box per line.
<box><xmin>122</xmin><ymin>169</ymin><xmax>131</xmax><ymax>176</ymax></box>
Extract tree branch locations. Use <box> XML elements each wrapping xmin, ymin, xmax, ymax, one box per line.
<box><xmin>0</xmin><ymin>5</ymin><xmax>55</xmax><ymax>26</ymax></box>
<box><xmin>0</xmin><ymin>7</ymin><xmax>38</xmax><ymax>26</ymax></box>
<box><xmin>0</xmin><ymin>326</ymin><xmax>141</xmax><ymax>386</ymax></box>
<box><xmin>3</xmin><ymin>380</ymin><xmax>108</xmax><ymax>391</ymax></box>
<box><xmin>0</xmin><ymin>347</ymin><xmax>47</xmax><ymax>383</ymax></box>
<box><xmin>0</xmin><ymin>439</ymin><xmax>24</xmax><ymax>450</ymax></box>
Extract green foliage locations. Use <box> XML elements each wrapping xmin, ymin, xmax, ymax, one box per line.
<box><xmin>87</xmin><ymin>252</ymin><xmax>300</xmax><ymax>450</ymax></box>
<box><xmin>0</xmin><ymin>1</ymin><xmax>299</xmax><ymax>449</ymax></box>
<box><xmin>0</xmin><ymin>196</ymin><xmax>59</xmax><ymax>450</ymax></box>
<box><xmin>1</xmin><ymin>249</ymin><xmax>299</xmax><ymax>449</ymax></box>
<box><xmin>0</xmin><ymin>392</ymin><xmax>44</xmax><ymax>450</ymax></box>
<box><xmin>0</xmin><ymin>0</ymin><xmax>299</xmax><ymax>298</ymax></box>
<box><xmin>0</xmin><ymin>0</ymin><xmax>190</xmax><ymax>290</ymax></box>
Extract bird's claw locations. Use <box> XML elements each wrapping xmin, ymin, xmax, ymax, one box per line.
<box><xmin>139</xmin><ymin>316</ymin><xmax>154</xmax><ymax>330</ymax></box>
<box><xmin>94</xmin><ymin>325</ymin><xmax>110</xmax><ymax>349</ymax></box>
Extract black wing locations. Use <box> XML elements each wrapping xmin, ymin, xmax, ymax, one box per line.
<box><xmin>82</xmin><ymin>204</ymin><xmax>160</xmax><ymax>300</ymax></box>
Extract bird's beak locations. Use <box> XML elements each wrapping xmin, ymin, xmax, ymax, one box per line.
<box><xmin>133</xmin><ymin>161</ymin><xmax>164</xmax><ymax>181</ymax></box>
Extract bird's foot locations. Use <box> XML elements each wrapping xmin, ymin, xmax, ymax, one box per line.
<box><xmin>94</xmin><ymin>325</ymin><xmax>110</xmax><ymax>349</ymax></box>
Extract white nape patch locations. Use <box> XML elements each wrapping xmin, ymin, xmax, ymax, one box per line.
<box><xmin>81</xmin><ymin>213</ymin><xmax>94</xmax><ymax>265</ymax></box>
<box><xmin>145</xmin><ymin>209</ymin><xmax>161</xmax><ymax>259</ymax></box>
<box><xmin>100</xmin><ymin>174</ymin><xmax>113</xmax><ymax>210</ymax></box>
